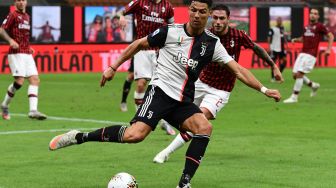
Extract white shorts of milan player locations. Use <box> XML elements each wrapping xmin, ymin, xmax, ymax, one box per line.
<box><xmin>8</xmin><ymin>54</ymin><xmax>38</xmax><ymax>77</ymax></box>
<box><xmin>133</xmin><ymin>50</ymin><xmax>157</xmax><ymax>80</ymax></box>
<box><xmin>293</xmin><ymin>53</ymin><xmax>317</xmax><ymax>74</ymax></box>
<box><xmin>193</xmin><ymin>79</ymin><xmax>231</xmax><ymax>119</ymax></box>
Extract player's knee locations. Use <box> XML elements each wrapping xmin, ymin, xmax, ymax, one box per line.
<box><xmin>136</xmin><ymin>79</ymin><xmax>147</xmax><ymax>91</ymax></box>
<box><xmin>29</xmin><ymin>76</ymin><xmax>40</xmax><ymax>85</ymax></box>
<box><xmin>192</xmin><ymin>121</ymin><xmax>212</xmax><ymax>135</ymax></box>
<box><xmin>124</xmin><ymin>132</ymin><xmax>146</xmax><ymax>143</ymax></box>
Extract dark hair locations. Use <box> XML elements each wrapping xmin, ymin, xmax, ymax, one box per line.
<box><xmin>212</xmin><ymin>4</ymin><xmax>230</xmax><ymax>17</ymax></box>
<box><xmin>189</xmin><ymin>0</ymin><xmax>213</xmax><ymax>9</ymax></box>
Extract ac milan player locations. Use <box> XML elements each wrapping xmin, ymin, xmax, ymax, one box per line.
<box><xmin>1</xmin><ymin>0</ymin><xmax>47</xmax><ymax>120</ymax></box>
<box><xmin>153</xmin><ymin>4</ymin><xmax>284</xmax><ymax>164</ymax></box>
<box><xmin>284</xmin><ymin>8</ymin><xmax>334</xmax><ymax>103</ymax></box>
<box><xmin>48</xmin><ymin>0</ymin><xmax>281</xmax><ymax>187</ymax></box>
<box><xmin>119</xmin><ymin>0</ymin><xmax>176</xmax><ymax>135</ymax></box>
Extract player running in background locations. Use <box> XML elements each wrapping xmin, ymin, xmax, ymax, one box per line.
<box><xmin>153</xmin><ymin>4</ymin><xmax>283</xmax><ymax>164</ymax></box>
<box><xmin>118</xmin><ymin>0</ymin><xmax>176</xmax><ymax>134</ymax></box>
<box><xmin>268</xmin><ymin>17</ymin><xmax>287</xmax><ymax>82</ymax></box>
<box><xmin>1</xmin><ymin>0</ymin><xmax>47</xmax><ymax>120</ymax></box>
<box><xmin>283</xmin><ymin>8</ymin><xmax>334</xmax><ymax>103</ymax></box>
<box><xmin>49</xmin><ymin>0</ymin><xmax>281</xmax><ymax>187</ymax></box>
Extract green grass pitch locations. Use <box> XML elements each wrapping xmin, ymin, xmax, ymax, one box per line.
<box><xmin>0</xmin><ymin>68</ymin><xmax>336</xmax><ymax>188</ymax></box>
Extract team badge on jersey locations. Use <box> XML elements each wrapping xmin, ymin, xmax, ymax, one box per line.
<box><xmin>200</xmin><ymin>42</ymin><xmax>207</xmax><ymax>56</ymax></box>
<box><xmin>230</xmin><ymin>39</ymin><xmax>235</xmax><ymax>47</ymax></box>
<box><xmin>162</xmin><ymin>7</ymin><xmax>166</xmax><ymax>13</ymax></box>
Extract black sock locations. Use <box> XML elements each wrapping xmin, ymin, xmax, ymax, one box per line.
<box><xmin>280</xmin><ymin>61</ymin><xmax>287</xmax><ymax>73</ymax></box>
<box><xmin>121</xmin><ymin>80</ymin><xmax>133</xmax><ymax>103</ymax></box>
<box><xmin>75</xmin><ymin>125</ymin><xmax>127</xmax><ymax>144</ymax></box>
<box><xmin>182</xmin><ymin>134</ymin><xmax>210</xmax><ymax>180</ymax></box>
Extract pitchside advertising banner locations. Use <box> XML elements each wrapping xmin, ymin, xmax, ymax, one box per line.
<box><xmin>0</xmin><ymin>43</ymin><xmax>335</xmax><ymax>74</ymax></box>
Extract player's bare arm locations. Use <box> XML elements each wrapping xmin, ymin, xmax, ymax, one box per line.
<box><xmin>325</xmin><ymin>32</ymin><xmax>334</xmax><ymax>54</ymax></box>
<box><xmin>291</xmin><ymin>36</ymin><xmax>303</xmax><ymax>43</ymax></box>
<box><xmin>253</xmin><ymin>43</ymin><xmax>284</xmax><ymax>82</ymax></box>
<box><xmin>223</xmin><ymin>60</ymin><xmax>281</xmax><ymax>102</ymax></box>
<box><xmin>100</xmin><ymin>37</ymin><xmax>149</xmax><ymax>87</ymax></box>
<box><xmin>0</xmin><ymin>28</ymin><xmax>19</xmax><ymax>49</ymax></box>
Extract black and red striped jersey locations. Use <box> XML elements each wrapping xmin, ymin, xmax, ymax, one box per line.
<box><xmin>199</xmin><ymin>27</ymin><xmax>254</xmax><ymax>92</ymax></box>
<box><xmin>1</xmin><ymin>10</ymin><xmax>31</xmax><ymax>54</ymax></box>
<box><xmin>124</xmin><ymin>0</ymin><xmax>174</xmax><ymax>40</ymax></box>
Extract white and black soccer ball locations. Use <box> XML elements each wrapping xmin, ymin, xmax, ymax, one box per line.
<box><xmin>107</xmin><ymin>172</ymin><xmax>138</xmax><ymax>188</ymax></box>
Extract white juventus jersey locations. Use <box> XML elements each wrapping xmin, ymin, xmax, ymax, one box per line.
<box><xmin>268</xmin><ymin>26</ymin><xmax>285</xmax><ymax>52</ymax></box>
<box><xmin>147</xmin><ymin>24</ymin><xmax>233</xmax><ymax>102</ymax></box>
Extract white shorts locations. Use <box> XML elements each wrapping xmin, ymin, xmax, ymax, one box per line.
<box><xmin>193</xmin><ymin>79</ymin><xmax>231</xmax><ymax>119</ymax></box>
<box><xmin>8</xmin><ymin>54</ymin><xmax>38</xmax><ymax>77</ymax></box>
<box><xmin>134</xmin><ymin>50</ymin><xmax>157</xmax><ymax>80</ymax></box>
<box><xmin>293</xmin><ymin>53</ymin><xmax>316</xmax><ymax>74</ymax></box>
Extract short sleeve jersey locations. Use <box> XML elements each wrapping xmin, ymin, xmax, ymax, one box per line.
<box><xmin>302</xmin><ymin>22</ymin><xmax>329</xmax><ymax>57</ymax></box>
<box><xmin>1</xmin><ymin>10</ymin><xmax>31</xmax><ymax>54</ymax></box>
<box><xmin>199</xmin><ymin>27</ymin><xmax>254</xmax><ymax>92</ymax></box>
<box><xmin>124</xmin><ymin>0</ymin><xmax>174</xmax><ymax>39</ymax></box>
<box><xmin>147</xmin><ymin>24</ymin><xmax>233</xmax><ymax>102</ymax></box>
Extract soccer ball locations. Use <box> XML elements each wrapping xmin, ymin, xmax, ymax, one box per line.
<box><xmin>107</xmin><ymin>172</ymin><xmax>138</xmax><ymax>188</ymax></box>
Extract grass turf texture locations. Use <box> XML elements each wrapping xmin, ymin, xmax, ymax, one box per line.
<box><xmin>0</xmin><ymin>68</ymin><xmax>335</xmax><ymax>188</ymax></box>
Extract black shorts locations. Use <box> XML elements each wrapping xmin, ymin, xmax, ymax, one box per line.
<box><xmin>130</xmin><ymin>85</ymin><xmax>202</xmax><ymax>130</ymax></box>
<box><xmin>270</xmin><ymin>51</ymin><xmax>286</xmax><ymax>60</ymax></box>
<box><xmin>128</xmin><ymin>58</ymin><xmax>134</xmax><ymax>72</ymax></box>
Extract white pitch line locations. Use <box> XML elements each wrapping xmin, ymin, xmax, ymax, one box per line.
<box><xmin>11</xmin><ymin>113</ymin><xmax>128</xmax><ymax>125</ymax></box>
<box><xmin>0</xmin><ymin>128</ymin><xmax>99</xmax><ymax>135</ymax></box>
<box><xmin>0</xmin><ymin>113</ymin><xmax>129</xmax><ymax>135</ymax></box>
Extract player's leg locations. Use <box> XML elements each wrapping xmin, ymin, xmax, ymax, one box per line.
<box><xmin>284</xmin><ymin>53</ymin><xmax>316</xmax><ymax>103</ymax></box>
<box><xmin>176</xmin><ymin>111</ymin><xmax>212</xmax><ymax>188</ymax></box>
<box><xmin>303</xmin><ymin>75</ymin><xmax>320</xmax><ymax>97</ymax></box>
<box><xmin>26</xmin><ymin>54</ymin><xmax>47</xmax><ymax>120</ymax></box>
<box><xmin>49</xmin><ymin>85</ymin><xmax>173</xmax><ymax>150</ymax></box>
<box><xmin>133</xmin><ymin>51</ymin><xmax>152</xmax><ymax>110</ymax></box>
<box><xmin>120</xmin><ymin>59</ymin><xmax>134</xmax><ymax>112</ymax></box>
<box><xmin>279</xmin><ymin>51</ymin><xmax>287</xmax><ymax>73</ymax></box>
<box><xmin>1</xmin><ymin>54</ymin><xmax>25</xmax><ymax>120</ymax></box>
<box><xmin>49</xmin><ymin>121</ymin><xmax>153</xmax><ymax>151</ymax></box>
<box><xmin>153</xmin><ymin>81</ymin><xmax>229</xmax><ymax>164</ymax></box>
<box><xmin>270</xmin><ymin>51</ymin><xmax>277</xmax><ymax>82</ymax></box>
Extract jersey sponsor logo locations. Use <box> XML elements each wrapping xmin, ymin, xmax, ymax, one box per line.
<box><xmin>141</xmin><ymin>13</ymin><xmax>164</xmax><ymax>23</ymax></box>
<box><xmin>304</xmin><ymin>28</ymin><xmax>315</xmax><ymax>37</ymax></box>
<box><xmin>18</xmin><ymin>23</ymin><xmax>30</xmax><ymax>30</ymax></box>
<box><xmin>173</xmin><ymin>52</ymin><xmax>199</xmax><ymax>70</ymax></box>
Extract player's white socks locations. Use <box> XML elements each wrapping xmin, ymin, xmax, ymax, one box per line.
<box><xmin>134</xmin><ymin>91</ymin><xmax>145</xmax><ymax>110</ymax></box>
<box><xmin>2</xmin><ymin>83</ymin><xmax>21</xmax><ymax>107</ymax></box>
<box><xmin>163</xmin><ymin>132</ymin><xmax>194</xmax><ymax>155</ymax></box>
<box><xmin>28</xmin><ymin>85</ymin><xmax>38</xmax><ymax>112</ymax></box>
<box><xmin>303</xmin><ymin>76</ymin><xmax>311</xmax><ymax>85</ymax></box>
<box><xmin>292</xmin><ymin>78</ymin><xmax>303</xmax><ymax>99</ymax></box>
